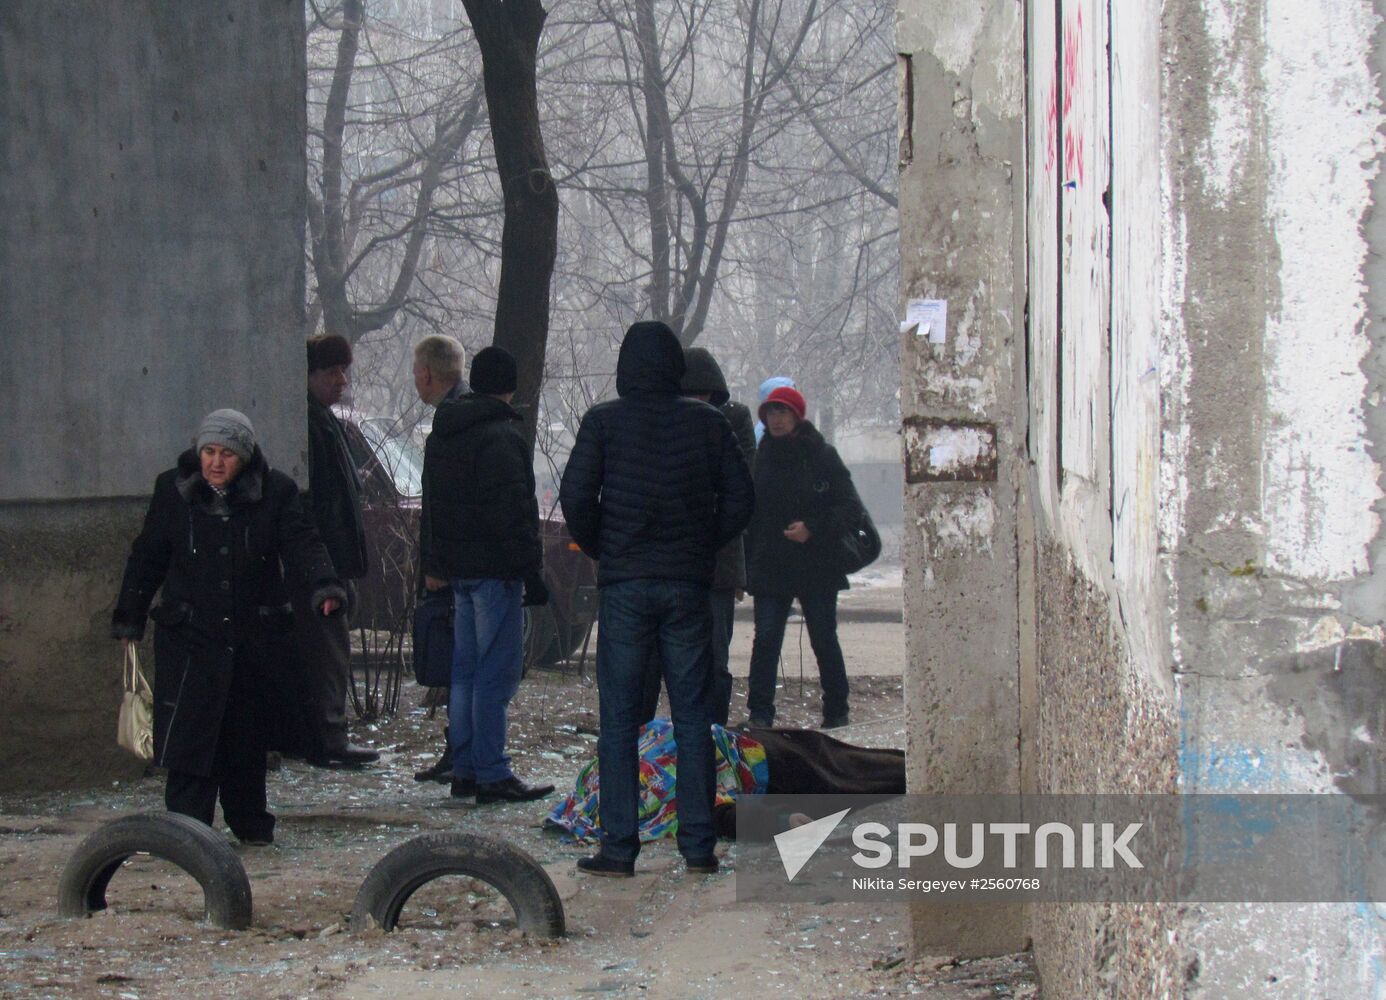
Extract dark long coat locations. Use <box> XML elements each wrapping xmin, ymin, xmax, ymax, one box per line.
<box><xmin>744</xmin><ymin>420</ymin><xmax>855</xmax><ymax>597</ymax></box>
<box><xmin>680</xmin><ymin>347</ymin><xmax>756</xmax><ymax>591</ymax></box>
<box><xmin>306</xmin><ymin>396</ymin><xmax>369</xmax><ymax>579</ymax></box>
<box><xmin>111</xmin><ymin>449</ymin><xmax>343</xmax><ymax>775</ymax></box>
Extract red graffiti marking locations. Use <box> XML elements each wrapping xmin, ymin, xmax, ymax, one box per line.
<box><xmin>1044</xmin><ymin>77</ymin><xmax>1058</xmax><ymax>176</ymax></box>
<box><xmin>1061</xmin><ymin>6</ymin><xmax>1086</xmax><ymax>189</ymax></box>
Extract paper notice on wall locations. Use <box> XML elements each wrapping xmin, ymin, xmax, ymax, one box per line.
<box><xmin>901</xmin><ymin>298</ymin><xmax>947</xmax><ymax>344</ymax></box>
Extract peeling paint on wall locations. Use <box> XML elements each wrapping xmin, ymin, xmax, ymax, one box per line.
<box><xmin>1194</xmin><ymin>0</ymin><xmax>1256</xmax><ymax>200</ymax></box>
<box><xmin>919</xmin><ymin>489</ymin><xmax>998</xmax><ymax>557</ymax></box>
<box><xmin>1261</xmin><ymin>0</ymin><xmax>1384</xmax><ymax>582</ymax></box>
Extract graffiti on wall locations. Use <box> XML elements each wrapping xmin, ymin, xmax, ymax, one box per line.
<box><xmin>1062</xmin><ymin>6</ymin><xmax>1085</xmax><ymax>187</ymax></box>
<box><xmin>1041</xmin><ymin>5</ymin><xmax>1086</xmax><ymax>189</ymax></box>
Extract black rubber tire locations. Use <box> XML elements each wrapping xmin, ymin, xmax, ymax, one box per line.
<box><xmin>522</xmin><ymin>605</ymin><xmax>559</xmax><ymax>671</ymax></box>
<box><xmin>549</xmin><ymin>609</ymin><xmax>589</xmax><ymax>664</ymax></box>
<box><xmin>352</xmin><ymin>832</ymin><xmax>565</xmax><ymax>938</ymax></box>
<box><xmin>56</xmin><ymin>811</ymin><xmax>253</xmax><ymax>930</ymax></box>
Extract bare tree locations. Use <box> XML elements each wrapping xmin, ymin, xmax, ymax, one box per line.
<box><xmin>303</xmin><ymin>0</ymin><xmax>899</xmax><ymax>453</ymax></box>
<box><xmin>307</xmin><ymin>0</ymin><xmax>489</xmax><ymax>344</ymax></box>
<box><xmin>459</xmin><ymin>0</ymin><xmax>560</xmax><ymax>448</ymax></box>
<box><xmin>610</xmin><ymin>0</ymin><xmax>819</xmax><ymax>344</ymax></box>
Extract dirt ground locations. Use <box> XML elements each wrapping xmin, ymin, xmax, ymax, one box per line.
<box><xmin>0</xmin><ymin>590</ymin><xmax>1037</xmax><ymax>1000</ymax></box>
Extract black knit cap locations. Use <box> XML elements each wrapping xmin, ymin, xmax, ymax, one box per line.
<box><xmin>470</xmin><ymin>345</ymin><xmax>518</xmax><ymax>395</ymax></box>
<box><xmin>306</xmin><ymin>334</ymin><xmax>352</xmax><ymax>372</ymax></box>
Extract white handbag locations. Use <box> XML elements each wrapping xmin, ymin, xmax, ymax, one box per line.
<box><xmin>116</xmin><ymin>643</ymin><xmax>155</xmax><ymax>761</ymax></box>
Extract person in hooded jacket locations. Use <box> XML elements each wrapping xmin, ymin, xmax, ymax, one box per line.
<box><xmin>637</xmin><ymin>346</ymin><xmax>756</xmax><ymax>726</ymax></box>
<box><xmin>111</xmin><ymin>409</ymin><xmax>345</xmax><ymax>845</ymax></box>
<box><xmin>560</xmin><ymin>321</ymin><xmax>754</xmax><ymax>877</ymax></box>
<box><xmin>420</xmin><ymin>346</ymin><xmax>554</xmax><ymax>804</ymax></box>
<box><xmin>744</xmin><ymin>385</ymin><xmax>856</xmax><ymax>729</ymax></box>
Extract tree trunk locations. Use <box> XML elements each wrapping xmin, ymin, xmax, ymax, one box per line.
<box><xmin>460</xmin><ymin>0</ymin><xmax>559</xmax><ymax>452</ymax></box>
<box><xmin>634</xmin><ymin>0</ymin><xmax>670</xmax><ymax>320</ymax></box>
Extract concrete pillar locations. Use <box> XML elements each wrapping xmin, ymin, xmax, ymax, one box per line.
<box><xmin>0</xmin><ymin>1</ymin><xmax>306</xmax><ymax>789</ymax></box>
<box><xmin>896</xmin><ymin>0</ymin><xmax>1028</xmax><ymax>957</ymax></box>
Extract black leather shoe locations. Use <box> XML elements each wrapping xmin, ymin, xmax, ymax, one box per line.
<box><xmin>313</xmin><ymin>743</ymin><xmax>379</xmax><ymax>767</ymax></box>
<box><xmin>475</xmin><ymin>777</ymin><xmax>555</xmax><ymax>804</ymax></box>
<box><xmin>450</xmin><ymin>777</ymin><xmax>476</xmax><ymax>798</ymax></box>
<box><xmin>577</xmin><ymin>854</ymin><xmax>635</xmax><ymax>878</ymax></box>
<box><xmin>415</xmin><ymin>758</ymin><xmax>452</xmax><ymax>783</ymax></box>
<box><xmin>685</xmin><ymin>856</ymin><xmax>719</xmax><ymax>874</ymax></box>
<box><xmin>821</xmin><ymin>713</ymin><xmax>849</xmax><ymax>730</ymax></box>
<box><xmin>741</xmin><ymin>715</ymin><xmax>773</xmax><ymax>730</ymax></box>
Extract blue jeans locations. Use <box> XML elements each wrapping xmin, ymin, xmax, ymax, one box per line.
<box><xmin>637</xmin><ymin>588</ymin><xmax>735</xmax><ymax>726</ymax></box>
<box><xmin>746</xmin><ymin>590</ymin><xmax>849</xmax><ymax>724</ymax></box>
<box><xmin>596</xmin><ymin>579</ymin><xmax>717</xmax><ymax>863</ymax></box>
<box><xmin>448</xmin><ymin>578</ymin><xmax>524</xmax><ymax>784</ymax></box>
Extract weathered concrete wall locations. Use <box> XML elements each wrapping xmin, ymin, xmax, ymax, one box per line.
<box><xmin>1021</xmin><ymin>0</ymin><xmax>1188</xmax><ymax>993</ymax></box>
<box><xmin>1026</xmin><ymin>544</ymin><xmax>1184</xmax><ymax>997</ymax></box>
<box><xmin>0</xmin><ymin>2</ymin><xmax>308</xmax><ymax>498</ymax></box>
<box><xmin>0</xmin><ymin>1</ymin><xmax>306</xmax><ymax>790</ymax></box>
<box><xmin>1163</xmin><ymin>0</ymin><xmax>1386</xmax><ymax>994</ymax></box>
<box><xmin>896</xmin><ymin>0</ymin><xmax>1028</xmax><ymax>957</ymax></box>
<box><xmin>900</xmin><ymin>0</ymin><xmax>1386</xmax><ymax>991</ymax></box>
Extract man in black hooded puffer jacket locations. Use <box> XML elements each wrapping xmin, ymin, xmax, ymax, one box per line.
<box><xmin>637</xmin><ymin>346</ymin><xmax>756</xmax><ymax>726</ymax></box>
<box><xmin>560</xmin><ymin>321</ymin><xmax>754</xmax><ymax>877</ymax></box>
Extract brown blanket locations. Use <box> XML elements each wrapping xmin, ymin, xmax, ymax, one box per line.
<box><xmin>752</xmin><ymin>726</ymin><xmax>906</xmax><ymax>795</ymax></box>
<box><xmin>715</xmin><ymin>727</ymin><xmax>906</xmax><ymax>838</ymax></box>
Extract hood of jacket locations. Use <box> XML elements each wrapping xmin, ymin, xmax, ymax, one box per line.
<box><xmin>175</xmin><ymin>446</ymin><xmax>267</xmax><ymax>506</ymax></box>
<box><xmin>431</xmin><ymin>392</ymin><xmax>522</xmax><ymax>437</ymax></box>
<box><xmin>616</xmin><ymin>321</ymin><xmax>685</xmax><ymax>397</ymax></box>
<box><xmin>680</xmin><ymin>347</ymin><xmax>730</xmax><ymax>406</ymax></box>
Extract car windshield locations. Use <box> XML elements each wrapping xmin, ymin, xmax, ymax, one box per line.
<box><xmin>358</xmin><ymin>417</ymin><xmax>423</xmax><ymax>497</ymax></box>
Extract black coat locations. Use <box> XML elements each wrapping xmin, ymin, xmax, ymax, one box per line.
<box><xmin>679</xmin><ymin>347</ymin><xmax>758</xmax><ymax>591</ymax></box>
<box><xmin>111</xmin><ymin>449</ymin><xmax>343</xmax><ymax>775</ymax></box>
<box><xmin>714</xmin><ymin>400</ymin><xmax>756</xmax><ymax>590</ymax></box>
<box><xmin>419</xmin><ymin>393</ymin><xmax>542</xmax><ymax>581</ymax></box>
<box><xmin>745</xmin><ymin>421</ymin><xmax>855</xmax><ymax>597</ymax></box>
<box><xmin>306</xmin><ymin>396</ymin><xmax>368</xmax><ymax>579</ymax></box>
<box><xmin>559</xmin><ymin>325</ymin><xmax>754</xmax><ymax>587</ymax></box>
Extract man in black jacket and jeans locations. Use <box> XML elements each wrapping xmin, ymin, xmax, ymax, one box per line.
<box><xmin>296</xmin><ymin>335</ymin><xmax>378</xmax><ymax>766</ymax></box>
<box><xmin>421</xmin><ymin>346</ymin><xmax>553</xmax><ymax>804</ymax></box>
<box><xmin>560</xmin><ymin>322</ymin><xmax>754</xmax><ymax>877</ymax></box>
<box><xmin>638</xmin><ymin>346</ymin><xmax>756</xmax><ymax>727</ymax></box>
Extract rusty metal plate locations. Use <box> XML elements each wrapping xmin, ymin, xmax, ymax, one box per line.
<box><xmin>903</xmin><ymin>418</ymin><xmax>998</xmax><ymax>483</ymax></box>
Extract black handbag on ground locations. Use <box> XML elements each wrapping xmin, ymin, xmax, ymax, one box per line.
<box><xmin>411</xmin><ymin>588</ymin><xmax>454</xmax><ymax>687</ymax></box>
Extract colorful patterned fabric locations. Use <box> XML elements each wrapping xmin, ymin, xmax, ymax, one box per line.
<box><xmin>545</xmin><ymin>719</ymin><xmax>768</xmax><ymax>842</ymax></box>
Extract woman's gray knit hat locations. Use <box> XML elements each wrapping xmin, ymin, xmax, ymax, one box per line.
<box><xmin>195</xmin><ymin>409</ymin><xmax>256</xmax><ymax>461</ymax></box>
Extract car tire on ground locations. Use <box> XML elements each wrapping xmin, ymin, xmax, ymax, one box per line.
<box><xmin>351</xmin><ymin>832</ymin><xmax>565</xmax><ymax>938</ymax></box>
<box><xmin>56</xmin><ymin>811</ymin><xmax>253</xmax><ymax>930</ymax></box>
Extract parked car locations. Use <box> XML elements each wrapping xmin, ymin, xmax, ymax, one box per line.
<box><xmin>336</xmin><ymin>413</ymin><xmax>597</xmax><ymax>670</ymax></box>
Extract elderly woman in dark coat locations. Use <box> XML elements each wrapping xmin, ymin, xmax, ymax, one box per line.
<box><xmin>111</xmin><ymin>410</ymin><xmax>344</xmax><ymax>845</ymax></box>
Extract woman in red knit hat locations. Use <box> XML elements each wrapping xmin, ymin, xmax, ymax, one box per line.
<box><xmin>743</xmin><ymin>385</ymin><xmax>858</xmax><ymax>729</ymax></box>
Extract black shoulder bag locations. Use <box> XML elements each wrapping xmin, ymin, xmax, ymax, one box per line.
<box><xmin>818</xmin><ymin>460</ymin><xmax>881</xmax><ymax>576</ymax></box>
